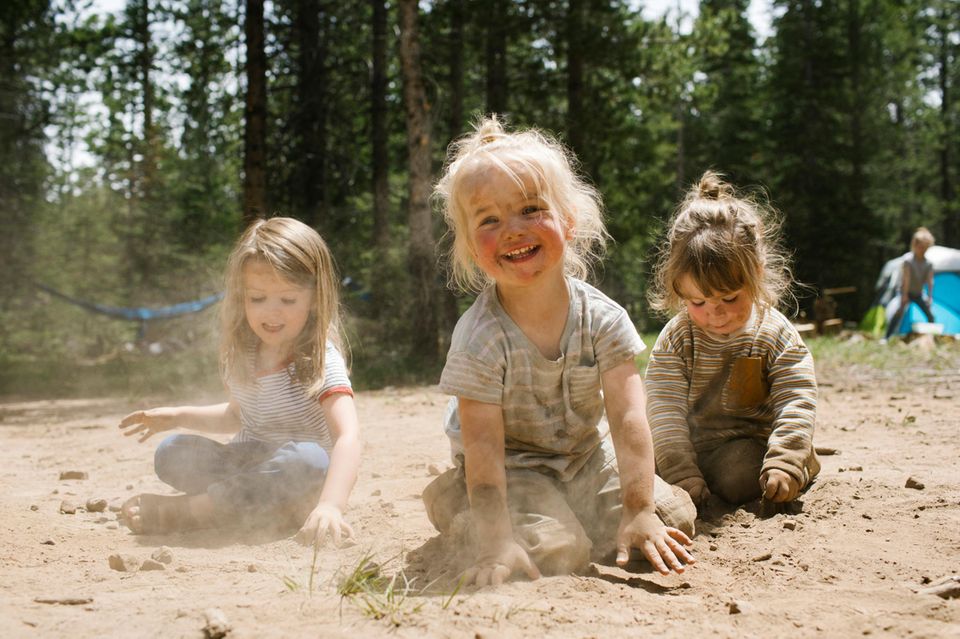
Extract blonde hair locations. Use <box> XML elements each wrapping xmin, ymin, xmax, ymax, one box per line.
<box><xmin>649</xmin><ymin>170</ymin><xmax>793</xmax><ymax>316</ymax></box>
<box><xmin>220</xmin><ymin>217</ymin><xmax>345</xmax><ymax>397</ymax></box>
<box><xmin>911</xmin><ymin>226</ymin><xmax>935</xmax><ymax>249</ymax></box>
<box><xmin>435</xmin><ymin>115</ymin><xmax>607</xmax><ymax>293</ymax></box>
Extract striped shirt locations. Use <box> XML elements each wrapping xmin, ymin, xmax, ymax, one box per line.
<box><xmin>440</xmin><ymin>278</ymin><xmax>646</xmax><ymax>481</ymax></box>
<box><xmin>645</xmin><ymin>306</ymin><xmax>818</xmax><ymax>486</ymax></box>
<box><xmin>230</xmin><ymin>342</ymin><xmax>353</xmax><ymax>451</ymax></box>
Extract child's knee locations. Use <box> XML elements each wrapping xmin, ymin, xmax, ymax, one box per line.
<box><xmin>656</xmin><ymin>483</ymin><xmax>697</xmax><ymax>537</ymax></box>
<box><xmin>275</xmin><ymin>442</ymin><xmax>329</xmax><ymax>478</ymax></box>
<box><xmin>514</xmin><ymin>514</ymin><xmax>591</xmax><ymax>575</ymax></box>
<box><xmin>710</xmin><ymin>469</ymin><xmax>762</xmax><ymax>505</ymax></box>
<box><xmin>154</xmin><ymin>434</ymin><xmax>189</xmax><ymax>483</ymax></box>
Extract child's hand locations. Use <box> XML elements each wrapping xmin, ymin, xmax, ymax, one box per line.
<box><xmin>676</xmin><ymin>476</ymin><xmax>711</xmax><ymax>508</ymax></box>
<box><xmin>616</xmin><ymin>509</ymin><xmax>695</xmax><ymax>575</ymax></box>
<box><xmin>118</xmin><ymin>408</ymin><xmax>179</xmax><ymax>443</ymax></box>
<box><xmin>294</xmin><ymin>502</ymin><xmax>355</xmax><ymax>547</ymax></box>
<box><xmin>760</xmin><ymin>469</ymin><xmax>800</xmax><ymax>502</ymax></box>
<box><xmin>463</xmin><ymin>540</ymin><xmax>541</xmax><ymax>587</ymax></box>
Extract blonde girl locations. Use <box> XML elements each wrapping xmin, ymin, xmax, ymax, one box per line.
<box><xmin>646</xmin><ymin>171</ymin><xmax>819</xmax><ymax>510</ymax></box>
<box><xmin>422</xmin><ymin>116</ymin><xmax>696</xmax><ymax>586</ymax></box>
<box><xmin>119</xmin><ymin>217</ymin><xmax>361</xmax><ymax>545</ymax></box>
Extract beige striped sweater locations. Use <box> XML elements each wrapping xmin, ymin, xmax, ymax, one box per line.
<box><xmin>644</xmin><ymin>306</ymin><xmax>818</xmax><ymax>487</ymax></box>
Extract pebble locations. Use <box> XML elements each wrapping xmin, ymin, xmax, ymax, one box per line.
<box><xmin>106</xmin><ymin>523</ymin><xmax>118</xmax><ymax>530</ymax></box>
<box><xmin>60</xmin><ymin>500</ymin><xmax>77</xmax><ymax>515</ymax></box>
<box><xmin>59</xmin><ymin>470</ymin><xmax>88</xmax><ymax>480</ymax></box>
<box><xmin>151</xmin><ymin>547</ymin><xmax>174</xmax><ymax>564</ymax></box>
<box><xmin>371</xmin><ymin>489</ymin><xmax>381</xmax><ymax>496</ymax></box>
<box><xmin>815</xmin><ymin>447</ymin><xmax>840</xmax><ymax>456</ymax></box>
<box><xmin>41</xmin><ymin>539</ymin><xmax>55</xmax><ymax>545</ymax></box>
<box><xmin>709</xmin><ymin>543</ymin><xmax>718</xmax><ymax>551</ymax></box>
<box><xmin>30</xmin><ymin>504</ymin><xmax>38</xmax><ymax>511</ymax></box>
<box><xmin>783</xmin><ymin>520</ymin><xmax>798</xmax><ymax>530</ymax></box>
<box><xmin>140</xmin><ymin>558</ymin><xmax>166</xmax><ymax>571</ymax></box>
<box><xmin>905</xmin><ymin>476</ymin><xmax>925</xmax><ymax>490</ymax></box>
<box><xmin>108</xmin><ymin>554</ymin><xmax>141</xmax><ymax>572</ymax></box>
<box><xmin>247</xmin><ymin>564</ymin><xmax>257</xmax><ymax>572</ymax></box>
<box><xmin>728</xmin><ymin>600</ymin><xmax>752</xmax><ymax>614</ymax></box>
<box><xmin>85</xmin><ymin>498</ymin><xmax>108</xmax><ymax>513</ymax></box>
<box><xmin>203</xmin><ymin>608</ymin><xmax>231</xmax><ymax>639</ymax></box>
<box><xmin>752</xmin><ymin>552</ymin><xmax>772</xmax><ymax>562</ymax></box>
<box><xmin>108</xmin><ymin>501</ymin><xmax>123</xmax><ymax>513</ymax></box>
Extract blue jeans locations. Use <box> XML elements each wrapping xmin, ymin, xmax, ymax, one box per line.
<box><xmin>886</xmin><ymin>293</ymin><xmax>935</xmax><ymax>338</ymax></box>
<box><xmin>154</xmin><ymin>434</ymin><xmax>329</xmax><ymax>525</ymax></box>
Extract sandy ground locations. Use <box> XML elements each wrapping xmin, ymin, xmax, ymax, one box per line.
<box><xmin>1</xmin><ymin>352</ymin><xmax>959</xmax><ymax>639</ymax></box>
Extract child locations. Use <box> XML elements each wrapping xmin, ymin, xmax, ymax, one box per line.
<box><xmin>118</xmin><ymin>217</ymin><xmax>361</xmax><ymax>546</ymax></box>
<box><xmin>422</xmin><ymin>117</ymin><xmax>696</xmax><ymax>586</ymax></box>
<box><xmin>645</xmin><ymin>171</ymin><xmax>819</xmax><ymax>510</ymax></box>
<box><xmin>884</xmin><ymin>227</ymin><xmax>936</xmax><ymax>339</ymax></box>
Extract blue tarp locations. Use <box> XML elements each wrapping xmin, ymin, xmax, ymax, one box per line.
<box><xmin>36</xmin><ymin>283</ymin><xmax>223</xmax><ymax>321</ymax></box>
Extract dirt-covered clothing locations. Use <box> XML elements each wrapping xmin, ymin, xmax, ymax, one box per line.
<box><xmin>645</xmin><ymin>305</ymin><xmax>819</xmax><ymax>495</ymax></box>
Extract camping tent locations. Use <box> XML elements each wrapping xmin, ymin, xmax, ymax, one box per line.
<box><xmin>862</xmin><ymin>245</ymin><xmax>960</xmax><ymax>336</ymax></box>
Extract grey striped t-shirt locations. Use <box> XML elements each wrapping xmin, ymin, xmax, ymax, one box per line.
<box><xmin>440</xmin><ymin>278</ymin><xmax>646</xmax><ymax>482</ymax></box>
<box><xmin>230</xmin><ymin>342</ymin><xmax>353</xmax><ymax>452</ymax></box>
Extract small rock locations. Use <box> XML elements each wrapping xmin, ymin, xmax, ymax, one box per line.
<box><xmin>108</xmin><ymin>554</ymin><xmax>141</xmax><ymax>572</ymax></box>
<box><xmin>815</xmin><ymin>447</ymin><xmax>839</xmax><ymax>456</ymax></box>
<box><xmin>752</xmin><ymin>552</ymin><xmax>772</xmax><ymax>562</ymax></box>
<box><xmin>60</xmin><ymin>500</ymin><xmax>77</xmax><ymax>515</ymax></box>
<box><xmin>106</xmin><ymin>523</ymin><xmax>118</xmax><ymax>530</ymax></box>
<box><xmin>905</xmin><ymin>477</ymin><xmax>925</xmax><ymax>490</ymax></box>
<box><xmin>85</xmin><ymin>498</ymin><xmax>108</xmax><ymax>513</ymax></box>
<box><xmin>151</xmin><ymin>547</ymin><xmax>174</xmax><ymax>564</ymax></box>
<box><xmin>847</xmin><ymin>465</ymin><xmax>863</xmax><ymax>472</ymax></box>
<box><xmin>140</xmin><ymin>558</ymin><xmax>166</xmax><ymax>571</ymax></box>
<box><xmin>59</xmin><ymin>470</ymin><xmax>88</xmax><ymax>480</ymax></box>
<box><xmin>709</xmin><ymin>543</ymin><xmax>718</xmax><ymax>551</ymax></box>
<box><xmin>30</xmin><ymin>504</ymin><xmax>38</xmax><ymax>511</ymax></box>
<box><xmin>34</xmin><ymin>597</ymin><xmax>93</xmax><ymax>606</ymax></box>
<box><xmin>728</xmin><ymin>600</ymin><xmax>752</xmax><ymax>614</ymax></box>
<box><xmin>41</xmin><ymin>539</ymin><xmax>55</xmax><ymax>545</ymax></box>
<box><xmin>175</xmin><ymin>566</ymin><xmax>190</xmax><ymax>573</ymax></box>
<box><xmin>783</xmin><ymin>520</ymin><xmax>798</xmax><ymax>530</ymax></box>
<box><xmin>247</xmin><ymin>564</ymin><xmax>257</xmax><ymax>573</ymax></box>
<box><xmin>108</xmin><ymin>501</ymin><xmax>122</xmax><ymax>513</ymax></box>
<box><xmin>203</xmin><ymin>607</ymin><xmax>231</xmax><ymax>639</ymax></box>
<box><xmin>126</xmin><ymin>484</ymin><xmax>134</xmax><ymax>490</ymax></box>
<box><xmin>370</xmin><ymin>489</ymin><xmax>381</xmax><ymax>496</ymax></box>
<box><xmin>96</xmin><ymin>516</ymin><xmax>111</xmax><ymax>524</ymax></box>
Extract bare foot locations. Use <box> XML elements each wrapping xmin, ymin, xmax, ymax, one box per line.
<box><xmin>120</xmin><ymin>493</ymin><xmax>212</xmax><ymax>534</ymax></box>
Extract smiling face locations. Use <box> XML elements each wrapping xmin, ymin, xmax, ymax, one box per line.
<box><xmin>242</xmin><ymin>259</ymin><xmax>313</xmax><ymax>361</ymax></box>
<box><xmin>460</xmin><ymin>163</ymin><xmax>570</xmax><ymax>292</ymax></box>
<box><xmin>678</xmin><ymin>274</ymin><xmax>754</xmax><ymax>336</ymax></box>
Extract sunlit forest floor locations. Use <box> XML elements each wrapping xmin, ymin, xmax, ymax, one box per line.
<box><xmin>0</xmin><ymin>335</ymin><xmax>958</xmax><ymax>638</ymax></box>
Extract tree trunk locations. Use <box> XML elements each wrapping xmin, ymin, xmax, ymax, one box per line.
<box><xmin>937</xmin><ymin>6</ymin><xmax>955</xmax><ymax>246</ymax></box>
<box><xmin>372</xmin><ymin>0</ymin><xmax>389</xmax><ymax>250</ymax></box>
<box><xmin>243</xmin><ymin>0</ymin><xmax>268</xmax><ymax>224</ymax></box>
<box><xmin>447</xmin><ymin>0</ymin><xmax>464</xmax><ymax>145</ymax></box>
<box><xmin>398</xmin><ymin>0</ymin><xmax>440</xmax><ymax>365</ymax></box>
<box><xmin>566</xmin><ymin>0</ymin><xmax>584</xmax><ymax>155</ymax></box>
<box><xmin>485</xmin><ymin>0</ymin><xmax>507</xmax><ymax>115</ymax></box>
<box><xmin>296</xmin><ymin>0</ymin><xmax>328</xmax><ymax>228</ymax></box>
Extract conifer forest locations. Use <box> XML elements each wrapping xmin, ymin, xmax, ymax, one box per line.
<box><xmin>2</xmin><ymin>0</ymin><xmax>958</xmax><ymax>391</ymax></box>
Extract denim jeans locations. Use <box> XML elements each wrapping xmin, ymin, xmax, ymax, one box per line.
<box><xmin>154</xmin><ymin>434</ymin><xmax>329</xmax><ymax>525</ymax></box>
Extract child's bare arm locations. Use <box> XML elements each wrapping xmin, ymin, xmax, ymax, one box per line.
<box><xmin>295</xmin><ymin>392</ymin><xmax>361</xmax><ymax>546</ymax></box>
<box><xmin>603</xmin><ymin>361</ymin><xmax>694</xmax><ymax>575</ymax></box>
<box><xmin>459</xmin><ymin>397</ymin><xmax>540</xmax><ymax>586</ymax></box>
<box><xmin>118</xmin><ymin>402</ymin><xmax>240</xmax><ymax>442</ymax></box>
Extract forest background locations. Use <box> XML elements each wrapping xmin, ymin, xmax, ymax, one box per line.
<box><xmin>1</xmin><ymin>0</ymin><xmax>957</xmax><ymax>396</ymax></box>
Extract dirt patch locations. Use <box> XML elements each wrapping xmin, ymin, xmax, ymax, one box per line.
<box><xmin>1</xmin><ymin>361</ymin><xmax>958</xmax><ymax>638</ymax></box>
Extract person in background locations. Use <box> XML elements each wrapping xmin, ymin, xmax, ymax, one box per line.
<box><xmin>884</xmin><ymin>227</ymin><xmax>936</xmax><ymax>340</ymax></box>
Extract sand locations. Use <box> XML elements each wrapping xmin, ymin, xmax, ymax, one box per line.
<box><xmin>1</xmin><ymin>358</ymin><xmax>958</xmax><ymax>638</ymax></box>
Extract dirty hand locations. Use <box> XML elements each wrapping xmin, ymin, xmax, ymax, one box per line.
<box><xmin>760</xmin><ymin>469</ymin><xmax>800</xmax><ymax>502</ymax></box>
<box><xmin>295</xmin><ymin>502</ymin><xmax>354</xmax><ymax>547</ymax></box>
<box><xmin>675</xmin><ymin>476</ymin><xmax>711</xmax><ymax>509</ymax></box>
<box><xmin>616</xmin><ymin>509</ymin><xmax>694</xmax><ymax>575</ymax></box>
<box><xmin>118</xmin><ymin>407</ymin><xmax>179</xmax><ymax>443</ymax></box>
<box><xmin>463</xmin><ymin>540</ymin><xmax>540</xmax><ymax>587</ymax></box>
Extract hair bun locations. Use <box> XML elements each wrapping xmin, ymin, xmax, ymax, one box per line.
<box><xmin>697</xmin><ymin>170</ymin><xmax>733</xmax><ymax>200</ymax></box>
<box><xmin>477</xmin><ymin>114</ymin><xmax>506</xmax><ymax>145</ymax></box>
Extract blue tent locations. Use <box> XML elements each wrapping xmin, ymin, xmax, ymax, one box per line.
<box><xmin>869</xmin><ymin>245</ymin><xmax>960</xmax><ymax>336</ymax></box>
